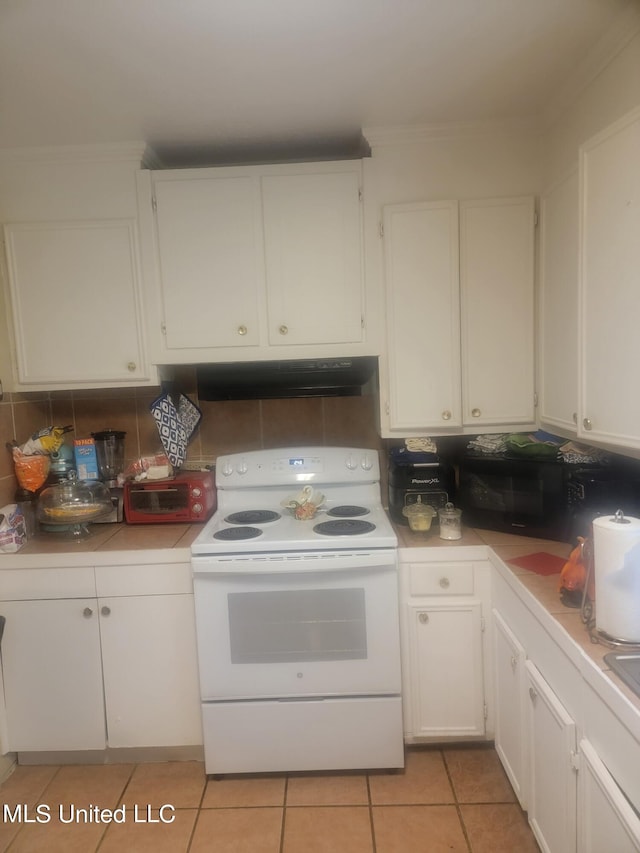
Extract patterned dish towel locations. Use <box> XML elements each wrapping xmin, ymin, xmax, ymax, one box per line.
<box><xmin>150</xmin><ymin>392</ymin><xmax>201</xmax><ymax>468</ymax></box>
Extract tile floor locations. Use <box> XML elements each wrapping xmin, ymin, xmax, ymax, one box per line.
<box><xmin>0</xmin><ymin>746</ymin><xmax>539</xmax><ymax>852</ymax></box>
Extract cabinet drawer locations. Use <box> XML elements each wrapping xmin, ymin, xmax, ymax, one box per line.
<box><xmin>407</xmin><ymin>562</ymin><xmax>474</xmax><ymax>596</ymax></box>
<box><xmin>0</xmin><ymin>567</ymin><xmax>96</xmax><ymax>600</ymax></box>
<box><xmin>95</xmin><ymin>562</ymin><xmax>193</xmax><ymax>597</ymax></box>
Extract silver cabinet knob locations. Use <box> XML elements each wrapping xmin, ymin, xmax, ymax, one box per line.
<box><xmin>529</xmin><ymin>686</ymin><xmax>537</xmax><ymax>703</ymax></box>
<box><xmin>418</xmin><ymin>612</ymin><xmax>429</xmax><ymax>624</ymax></box>
<box><xmin>583</xmin><ymin>417</ymin><xmax>592</xmax><ymax>431</ymax></box>
<box><xmin>572</xmin><ymin>412</ymin><xmax>578</xmax><ymax>424</ymax></box>
<box><xmin>441</xmin><ymin>410</ymin><xmax>452</xmax><ymax>421</ymax></box>
<box><xmin>83</xmin><ymin>607</ymin><xmax>93</xmax><ymax>618</ymax></box>
<box><xmin>237</xmin><ymin>325</ymin><xmax>248</xmax><ymax>336</ymax></box>
<box><xmin>279</xmin><ymin>325</ymin><xmax>288</xmax><ymax>335</ymax></box>
<box><xmin>439</xmin><ymin>577</ymin><xmax>450</xmax><ymax>589</ymax></box>
<box><xmin>127</xmin><ymin>361</ymin><xmax>136</xmax><ymax>372</ymax></box>
<box><xmin>101</xmin><ymin>606</ymin><xmax>111</xmax><ymax>617</ymax></box>
<box><xmin>471</xmin><ymin>408</ymin><xmax>481</xmax><ymax>418</ymax></box>
<box><xmin>510</xmin><ymin>655</ymin><xmax>518</xmax><ymax>670</ymax></box>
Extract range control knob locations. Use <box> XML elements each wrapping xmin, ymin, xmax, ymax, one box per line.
<box><xmin>237</xmin><ymin>461</ymin><xmax>248</xmax><ymax>475</ymax></box>
<box><xmin>220</xmin><ymin>461</ymin><xmax>234</xmax><ymax>477</ymax></box>
<box><xmin>192</xmin><ymin>502</ymin><xmax>203</xmax><ymax>515</ymax></box>
<box><xmin>361</xmin><ymin>455</ymin><xmax>374</xmax><ymax>471</ymax></box>
<box><xmin>346</xmin><ymin>454</ymin><xmax>358</xmax><ymax>471</ymax></box>
<box><xmin>192</xmin><ymin>486</ymin><xmax>203</xmax><ymax>498</ymax></box>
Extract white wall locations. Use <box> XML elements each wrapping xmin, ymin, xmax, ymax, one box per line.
<box><xmin>542</xmin><ymin>27</ymin><xmax>640</xmax><ymax>187</ymax></box>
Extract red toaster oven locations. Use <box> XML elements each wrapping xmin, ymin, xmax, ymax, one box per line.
<box><xmin>124</xmin><ymin>471</ymin><xmax>216</xmax><ymax>524</ymax></box>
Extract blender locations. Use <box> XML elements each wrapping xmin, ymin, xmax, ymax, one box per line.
<box><xmin>91</xmin><ymin>430</ymin><xmax>126</xmax><ymax>522</ymax></box>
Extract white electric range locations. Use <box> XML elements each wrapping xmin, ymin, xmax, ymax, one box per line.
<box><xmin>190</xmin><ymin>446</ymin><xmax>404</xmax><ymax>775</ymax></box>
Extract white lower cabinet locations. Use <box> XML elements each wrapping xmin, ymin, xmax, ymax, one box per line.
<box><xmin>493</xmin><ymin>609</ymin><xmax>528</xmax><ymax>808</ymax></box>
<box><xmin>0</xmin><ymin>597</ymin><xmax>105</xmax><ymax>752</ymax></box>
<box><xmin>399</xmin><ymin>553</ymin><xmax>490</xmax><ymax>742</ymax></box>
<box><xmin>96</xmin><ymin>592</ymin><xmax>202</xmax><ymax>749</ymax></box>
<box><xmin>525</xmin><ymin>659</ymin><xmax>578</xmax><ymax>853</ymax></box>
<box><xmin>0</xmin><ymin>562</ymin><xmax>202</xmax><ymax>754</ymax></box>
<box><xmin>493</xmin><ymin>565</ymin><xmax>640</xmax><ymax>853</ymax></box>
<box><xmin>578</xmin><ymin>738</ymin><xmax>640</xmax><ymax>853</ymax></box>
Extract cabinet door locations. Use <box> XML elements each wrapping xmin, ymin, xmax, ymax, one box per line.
<box><xmin>539</xmin><ymin>171</ymin><xmax>579</xmax><ymax>434</ymax></box>
<box><xmin>262</xmin><ymin>168</ymin><xmax>364</xmax><ymax>346</ymax></box>
<box><xmin>460</xmin><ymin>197</ymin><xmax>535</xmax><ymax>426</ymax></box>
<box><xmin>4</xmin><ymin>220</ymin><xmax>151</xmax><ymax>386</ymax></box>
<box><xmin>525</xmin><ymin>659</ymin><xmax>577</xmax><ymax>853</ymax></box>
<box><xmin>579</xmin><ymin>107</ymin><xmax>640</xmax><ymax>449</ymax></box>
<box><xmin>382</xmin><ymin>201</ymin><xmax>461</xmax><ymax>431</ymax></box>
<box><xmin>153</xmin><ymin>174</ymin><xmax>264</xmax><ymax>349</ymax></box>
<box><xmin>0</xmin><ymin>599</ymin><xmax>105</xmax><ymax>751</ymax></box>
<box><xmin>98</xmin><ymin>594</ymin><xmax>202</xmax><ymax>748</ymax></box>
<box><xmin>406</xmin><ymin>600</ymin><xmax>484</xmax><ymax>738</ymax></box>
<box><xmin>578</xmin><ymin>738</ymin><xmax>640</xmax><ymax>853</ymax></box>
<box><xmin>493</xmin><ymin>609</ymin><xmax>527</xmax><ymax>808</ymax></box>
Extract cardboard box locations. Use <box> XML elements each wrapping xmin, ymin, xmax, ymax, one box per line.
<box><xmin>73</xmin><ymin>438</ymin><xmax>99</xmax><ymax>480</ymax></box>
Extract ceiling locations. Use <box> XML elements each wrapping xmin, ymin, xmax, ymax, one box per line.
<box><xmin>0</xmin><ymin>0</ymin><xmax>636</xmax><ymax>165</ymax></box>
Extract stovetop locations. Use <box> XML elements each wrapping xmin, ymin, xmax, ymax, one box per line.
<box><xmin>191</xmin><ymin>447</ymin><xmax>397</xmax><ymax>556</ymax></box>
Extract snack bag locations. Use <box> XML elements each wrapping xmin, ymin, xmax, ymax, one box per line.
<box><xmin>0</xmin><ymin>504</ymin><xmax>26</xmax><ymax>553</ymax></box>
<box><xmin>12</xmin><ymin>451</ymin><xmax>51</xmax><ymax>492</ymax></box>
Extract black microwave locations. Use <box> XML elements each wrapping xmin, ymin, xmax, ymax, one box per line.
<box><xmin>457</xmin><ymin>455</ymin><xmax>568</xmax><ymax>541</ymax></box>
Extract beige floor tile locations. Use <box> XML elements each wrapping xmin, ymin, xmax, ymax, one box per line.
<box><xmin>4</xmin><ymin>818</ymin><xmax>106</xmax><ymax>853</ymax></box>
<box><xmin>372</xmin><ymin>805</ymin><xmax>468</xmax><ymax>853</ymax></box>
<box><xmin>368</xmin><ymin>750</ymin><xmax>454</xmax><ymax>805</ymax></box>
<box><xmin>120</xmin><ymin>761</ymin><xmax>206</xmax><ymax>810</ymax></box>
<box><xmin>201</xmin><ymin>775</ymin><xmax>286</xmax><ymax>808</ymax></box>
<box><xmin>282</xmin><ymin>806</ymin><xmax>373</xmax><ymax>853</ymax></box>
<box><xmin>98</xmin><ymin>806</ymin><xmax>197</xmax><ymax>853</ymax></box>
<box><xmin>286</xmin><ymin>773</ymin><xmax>368</xmax><ymax>806</ymax></box>
<box><xmin>461</xmin><ymin>803</ymin><xmax>540</xmax><ymax>852</ymax></box>
<box><xmin>0</xmin><ymin>765</ymin><xmax>60</xmax><ymax>808</ymax></box>
<box><xmin>37</xmin><ymin>764</ymin><xmax>134</xmax><ymax>810</ymax></box>
<box><xmin>443</xmin><ymin>746</ymin><xmax>516</xmax><ymax>803</ymax></box>
<box><xmin>190</xmin><ymin>807</ymin><xmax>283</xmax><ymax>853</ymax></box>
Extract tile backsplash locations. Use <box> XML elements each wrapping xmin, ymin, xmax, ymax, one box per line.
<box><xmin>0</xmin><ymin>368</ymin><xmax>383</xmax><ymax>506</ymax></box>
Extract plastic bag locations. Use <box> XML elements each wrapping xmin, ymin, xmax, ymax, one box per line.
<box><xmin>12</xmin><ymin>451</ymin><xmax>51</xmax><ymax>492</ymax></box>
<box><xmin>18</xmin><ymin>425</ymin><xmax>73</xmax><ymax>456</ymax></box>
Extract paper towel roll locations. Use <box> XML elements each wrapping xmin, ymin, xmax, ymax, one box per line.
<box><xmin>593</xmin><ymin>514</ymin><xmax>640</xmax><ymax>642</ymax></box>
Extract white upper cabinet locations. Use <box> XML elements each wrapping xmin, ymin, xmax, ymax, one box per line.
<box><xmin>579</xmin><ymin>106</ymin><xmax>640</xmax><ymax>451</ymax></box>
<box><xmin>380</xmin><ymin>196</ymin><xmax>535</xmax><ymax>436</ymax></box>
<box><xmin>4</xmin><ymin>219</ymin><xmax>155</xmax><ymax>389</ymax></box>
<box><xmin>382</xmin><ymin>200</ymin><xmax>461</xmax><ymax>431</ymax></box>
<box><xmin>140</xmin><ymin>160</ymin><xmax>366</xmax><ymax>364</ymax></box>
<box><xmin>262</xmin><ymin>171</ymin><xmax>363</xmax><ymax>346</ymax></box>
<box><xmin>460</xmin><ymin>197</ymin><xmax>535</xmax><ymax>428</ymax></box>
<box><xmin>152</xmin><ymin>173</ymin><xmax>264</xmax><ymax>350</ymax></box>
<box><xmin>539</xmin><ymin>170</ymin><xmax>579</xmax><ymax>435</ymax></box>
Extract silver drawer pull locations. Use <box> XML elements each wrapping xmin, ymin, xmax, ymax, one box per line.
<box><xmin>83</xmin><ymin>607</ymin><xmax>93</xmax><ymax>618</ymax></box>
<box><xmin>439</xmin><ymin>577</ymin><xmax>450</xmax><ymax>589</ymax></box>
<box><xmin>418</xmin><ymin>612</ymin><xmax>429</xmax><ymax>624</ymax></box>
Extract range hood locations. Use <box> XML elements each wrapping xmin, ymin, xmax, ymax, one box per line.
<box><xmin>196</xmin><ymin>357</ymin><xmax>378</xmax><ymax>401</ymax></box>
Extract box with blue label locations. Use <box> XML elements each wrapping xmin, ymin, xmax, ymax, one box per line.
<box><xmin>74</xmin><ymin>438</ymin><xmax>99</xmax><ymax>480</ymax></box>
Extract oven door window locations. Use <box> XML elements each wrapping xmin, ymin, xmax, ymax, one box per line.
<box><xmin>228</xmin><ymin>588</ymin><xmax>366</xmax><ymax>664</ymax></box>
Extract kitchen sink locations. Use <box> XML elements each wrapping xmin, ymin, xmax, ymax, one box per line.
<box><xmin>604</xmin><ymin>653</ymin><xmax>640</xmax><ymax>699</ymax></box>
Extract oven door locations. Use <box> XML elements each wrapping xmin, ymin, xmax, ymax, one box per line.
<box><xmin>192</xmin><ymin>550</ymin><xmax>401</xmax><ymax>701</ymax></box>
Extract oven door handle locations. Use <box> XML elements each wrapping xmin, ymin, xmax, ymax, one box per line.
<box><xmin>192</xmin><ymin>549</ymin><xmax>397</xmax><ymax>575</ymax></box>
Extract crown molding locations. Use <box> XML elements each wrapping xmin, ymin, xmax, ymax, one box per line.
<box><xmin>362</xmin><ymin>116</ymin><xmax>541</xmax><ymax>148</ymax></box>
<box><xmin>543</xmin><ymin>2</ymin><xmax>640</xmax><ymax>127</ymax></box>
<box><xmin>0</xmin><ymin>141</ymin><xmax>153</xmax><ymax>166</ymax></box>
